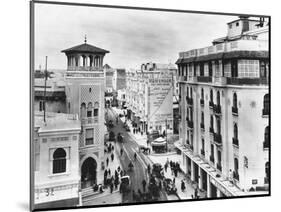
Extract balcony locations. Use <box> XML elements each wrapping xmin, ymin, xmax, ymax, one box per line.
<box><xmin>262</xmin><ymin>108</ymin><xmax>269</xmax><ymax>116</ymax></box>
<box><xmin>214</xmin><ymin>133</ymin><xmax>222</xmax><ymax>145</ymax></box>
<box><xmin>263</xmin><ymin>140</ymin><xmax>269</xmax><ymax>149</ymax></box>
<box><xmin>209</xmin><ymin>101</ymin><xmax>214</xmax><ymax>109</ymax></box>
<box><xmin>226</xmin><ymin>77</ymin><xmax>268</xmax><ymax>85</ymax></box>
<box><xmin>187</xmin><ymin>97</ymin><xmax>193</xmax><ymax>106</ymax></box>
<box><xmin>200</xmin><ymin>123</ymin><xmax>205</xmax><ymax>130</ymax></box>
<box><xmin>200</xmin><ymin>99</ymin><xmax>204</xmax><ymax>106</ymax></box>
<box><xmin>233</xmin><ymin>171</ymin><xmax>239</xmax><ymax>181</ymax></box>
<box><xmin>210</xmin><ymin>155</ymin><xmax>214</xmax><ymax>163</ymax></box>
<box><xmin>197</xmin><ymin>76</ymin><xmax>212</xmax><ymax>83</ymax></box>
<box><xmin>201</xmin><ymin>149</ymin><xmax>205</xmax><ymax>156</ymax></box>
<box><xmin>232</xmin><ymin>106</ymin><xmax>238</xmax><ymax>115</ymax></box>
<box><xmin>82</xmin><ymin>117</ymin><xmax>98</xmax><ymax>125</ymax></box>
<box><xmin>189</xmin><ymin>145</ymin><xmax>194</xmax><ymax>151</ymax></box>
<box><xmin>232</xmin><ymin>138</ymin><xmax>239</xmax><ymax>147</ymax></box>
<box><xmin>216</xmin><ymin>163</ymin><xmax>222</xmax><ymax>172</ymax></box>
<box><xmin>214</xmin><ymin>104</ymin><xmax>221</xmax><ymax>115</ymax></box>
<box><xmin>187</xmin><ymin>120</ymin><xmax>194</xmax><ymax>129</ymax></box>
<box><xmin>209</xmin><ymin>127</ymin><xmax>214</xmax><ymax>133</ymax></box>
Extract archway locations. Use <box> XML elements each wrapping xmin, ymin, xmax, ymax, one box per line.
<box><xmin>81</xmin><ymin>157</ymin><xmax>97</xmax><ymax>188</ymax></box>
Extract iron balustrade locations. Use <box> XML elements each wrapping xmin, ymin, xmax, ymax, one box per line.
<box><xmin>216</xmin><ymin>163</ymin><xmax>222</xmax><ymax>172</ymax></box>
<box><xmin>232</xmin><ymin>106</ymin><xmax>238</xmax><ymax>115</ymax></box>
<box><xmin>209</xmin><ymin>127</ymin><xmax>214</xmax><ymax>133</ymax></box>
<box><xmin>214</xmin><ymin>133</ymin><xmax>222</xmax><ymax>145</ymax></box>
<box><xmin>187</xmin><ymin>97</ymin><xmax>193</xmax><ymax>106</ymax></box>
<box><xmin>200</xmin><ymin>99</ymin><xmax>205</xmax><ymax>106</ymax></box>
<box><xmin>226</xmin><ymin>77</ymin><xmax>268</xmax><ymax>85</ymax></box>
<box><xmin>201</xmin><ymin>149</ymin><xmax>205</xmax><ymax>156</ymax></box>
<box><xmin>209</xmin><ymin>101</ymin><xmax>214</xmax><ymax>108</ymax></box>
<box><xmin>200</xmin><ymin>123</ymin><xmax>205</xmax><ymax>130</ymax></box>
<box><xmin>187</xmin><ymin>120</ymin><xmax>194</xmax><ymax>129</ymax></box>
<box><xmin>197</xmin><ymin>76</ymin><xmax>212</xmax><ymax>83</ymax></box>
<box><xmin>233</xmin><ymin>171</ymin><xmax>239</xmax><ymax>181</ymax></box>
<box><xmin>210</xmin><ymin>155</ymin><xmax>215</xmax><ymax>163</ymax></box>
<box><xmin>214</xmin><ymin>104</ymin><xmax>221</xmax><ymax>115</ymax></box>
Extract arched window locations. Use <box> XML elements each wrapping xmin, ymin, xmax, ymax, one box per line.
<box><xmin>210</xmin><ymin>89</ymin><xmax>213</xmax><ymax>103</ymax></box>
<box><xmin>80</xmin><ymin>102</ymin><xmax>86</xmax><ymax>118</ymax></box>
<box><xmin>53</xmin><ymin>148</ymin><xmax>66</xmax><ymax>174</ymax></box>
<box><xmin>216</xmin><ymin>118</ymin><xmax>221</xmax><ymax>134</ymax></box>
<box><xmin>210</xmin><ymin>115</ymin><xmax>214</xmax><ymax>132</ymax></box>
<box><xmin>234</xmin><ymin>123</ymin><xmax>238</xmax><ymax>139</ymax></box>
<box><xmin>94</xmin><ymin>102</ymin><xmax>99</xmax><ymax>117</ymax></box>
<box><xmin>263</xmin><ymin>94</ymin><xmax>269</xmax><ymax>115</ymax></box>
<box><xmin>233</xmin><ymin>92</ymin><xmax>238</xmax><ymax>108</ymax></box>
<box><xmin>217</xmin><ymin>91</ymin><xmax>220</xmax><ymax>105</ymax></box>
<box><xmin>87</xmin><ymin>102</ymin><xmax>93</xmax><ymax>117</ymax></box>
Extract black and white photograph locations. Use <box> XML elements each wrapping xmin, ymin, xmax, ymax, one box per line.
<box><xmin>30</xmin><ymin>1</ymin><xmax>270</xmax><ymax>211</ymax></box>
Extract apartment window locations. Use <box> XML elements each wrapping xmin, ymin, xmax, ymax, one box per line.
<box><xmin>201</xmin><ymin>88</ymin><xmax>204</xmax><ymax>100</ymax></box>
<box><xmin>87</xmin><ymin>102</ymin><xmax>93</xmax><ymax>117</ymax></box>
<box><xmin>208</xmin><ymin>61</ymin><xmax>213</xmax><ymax>77</ymax></box>
<box><xmin>234</xmin><ymin>124</ymin><xmax>238</xmax><ymax>139</ymax></box>
<box><xmin>187</xmin><ymin>87</ymin><xmax>189</xmax><ymax>98</ymax></box>
<box><xmin>264</xmin><ymin>126</ymin><xmax>269</xmax><ymax>148</ymax></box>
<box><xmin>216</xmin><ymin>91</ymin><xmax>220</xmax><ymax>105</ymax></box>
<box><xmin>94</xmin><ymin>102</ymin><xmax>99</xmax><ymax>117</ymax></box>
<box><xmin>234</xmin><ymin>158</ymin><xmax>239</xmax><ymax>180</ymax></box>
<box><xmin>201</xmin><ymin>112</ymin><xmax>204</xmax><ymax>126</ymax></box>
<box><xmin>233</xmin><ymin>93</ymin><xmax>238</xmax><ymax>108</ymax></box>
<box><xmin>85</xmin><ymin>128</ymin><xmax>94</xmax><ymax>145</ymax></box>
<box><xmin>210</xmin><ymin>115</ymin><xmax>214</xmax><ymax>132</ymax></box>
<box><xmin>39</xmin><ymin>101</ymin><xmax>45</xmax><ymax>111</ymax></box>
<box><xmin>200</xmin><ymin>63</ymin><xmax>204</xmax><ymax>76</ymax></box>
<box><xmin>260</xmin><ymin>60</ymin><xmax>268</xmax><ymax>78</ymax></box>
<box><xmin>263</xmin><ymin>94</ymin><xmax>269</xmax><ymax>115</ymax></box>
<box><xmin>236</xmin><ymin>22</ymin><xmax>239</xmax><ymax>26</ymax></box>
<box><xmin>216</xmin><ymin>118</ymin><xmax>221</xmax><ymax>134</ymax></box>
<box><xmin>238</xmin><ymin>60</ymin><xmax>259</xmax><ymax>78</ymax></box>
<box><xmin>202</xmin><ymin>139</ymin><xmax>205</xmax><ymax>150</ymax></box>
<box><xmin>210</xmin><ymin>89</ymin><xmax>213</xmax><ymax>103</ymax></box>
<box><xmin>190</xmin><ymin>87</ymin><xmax>193</xmax><ymax>99</ymax></box>
<box><xmin>53</xmin><ymin>148</ymin><xmax>66</xmax><ymax>174</ymax></box>
<box><xmin>231</xmin><ymin>60</ymin><xmax>238</xmax><ymax>77</ymax></box>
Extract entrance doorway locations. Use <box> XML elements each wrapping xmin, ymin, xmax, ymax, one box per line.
<box><xmin>201</xmin><ymin>169</ymin><xmax>208</xmax><ymax>191</ymax></box>
<box><xmin>210</xmin><ymin>183</ymin><xmax>217</xmax><ymax>198</ymax></box>
<box><xmin>81</xmin><ymin>157</ymin><xmax>97</xmax><ymax>189</ymax></box>
<box><xmin>194</xmin><ymin>163</ymin><xmax>199</xmax><ymax>184</ymax></box>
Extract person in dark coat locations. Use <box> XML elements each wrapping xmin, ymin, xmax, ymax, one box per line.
<box><xmin>111</xmin><ymin>153</ymin><xmax>114</xmax><ymax>161</ymax></box>
<box><xmin>120</xmin><ymin>148</ymin><xmax>123</xmax><ymax>156</ymax></box>
<box><xmin>181</xmin><ymin>180</ymin><xmax>186</xmax><ymax>192</ymax></box>
<box><xmin>142</xmin><ymin>179</ymin><xmax>147</xmax><ymax>192</ymax></box>
<box><xmin>147</xmin><ymin>164</ymin><xmax>151</xmax><ymax>174</ymax></box>
<box><xmin>108</xmin><ymin>169</ymin><xmax>111</xmax><ymax>176</ymax></box>
<box><xmin>174</xmin><ymin>168</ymin><xmax>178</xmax><ymax>177</ymax></box>
<box><xmin>110</xmin><ymin>182</ymin><xmax>114</xmax><ymax>193</ymax></box>
<box><xmin>106</xmin><ymin>157</ymin><xmax>109</xmax><ymax>166</ymax></box>
<box><xmin>164</xmin><ymin>163</ymin><xmax>168</xmax><ymax>172</ymax></box>
<box><xmin>173</xmin><ymin>177</ymin><xmax>176</xmax><ymax>184</ymax></box>
<box><xmin>194</xmin><ymin>188</ymin><xmax>198</xmax><ymax>199</ymax></box>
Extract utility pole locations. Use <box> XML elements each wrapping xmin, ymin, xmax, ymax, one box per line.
<box><xmin>43</xmin><ymin>56</ymin><xmax>48</xmax><ymax>123</ymax></box>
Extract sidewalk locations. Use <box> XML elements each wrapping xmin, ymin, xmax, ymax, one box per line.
<box><xmin>148</xmin><ymin>153</ymin><xmax>206</xmax><ymax>200</ymax></box>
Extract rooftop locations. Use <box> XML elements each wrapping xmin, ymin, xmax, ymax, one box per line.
<box><xmin>61</xmin><ymin>43</ymin><xmax>109</xmax><ymax>54</ymax></box>
<box><xmin>35</xmin><ymin>111</ymin><xmax>81</xmax><ymax>133</ymax></box>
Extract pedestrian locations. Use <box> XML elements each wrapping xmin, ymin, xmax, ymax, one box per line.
<box><xmin>138</xmin><ymin>189</ymin><xmax>142</xmax><ymax>199</ymax></box>
<box><xmin>120</xmin><ymin>170</ymin><xmax>123</xmax><ymax>177</ymax></box>
<box><xmin>117</xmin><ymin>166</ymin><xmax>121</xmax><ymax>172</ymax></box>
<box><xmin>134</xmin><ymin>152</ymin><xmax>137</xmax><ymax>161</ymax></box>
<box><xmin>132</xmin><ymin>190</ymin><xmax>137</xmax><ymax>202</ymax></box>
<box><xmin>142</xmin><ymin>179</ymin><xmax>147</xmax><ymax>192</ymax></box>
<box><xmin>120</xmin><ymin>148</ymin><xmax>123</xmax><ymax>156</ymax></box>
<box><xmin>111</xmin><ymin>153</ymin><xmax>114</xmax><ymax>161</ymax></box>
<box><xmin>115</xmin><ymin>170</ymin><xmax>118</xmax><ymax>178</ymax></box>
<box><xmin>191</xmin><ymin>195</ymin><xmax>194</xmax><ymax>199</ymax></box>
<box><xmin>170</xmin><ymin>160</ymin><xmax>173</xmax><ymax>169</ymax></box>
<box><xmin>164</xmin><ymin>163</ymin><xmax>168</xmax><ymax>172</ymax></box>
<box><xmin>173</xmin><ymin>177</ymin><xmax>176</xmax><ymax>184</ymax></box>
<box><xmin>174</xmin><ymin>168</ymin><xmax>178</xmax><ymax>177</ymax></box>
<box><xmin>194</xmin><ymin>187</ymin><xmax>198</xmax><ymax>199</ymax></box>
<box><xmin>147</xmin><ymin>139</ymin><xmax>149</xmax><ymax>146</ymax></box>
<box><xmin>147</xmin><ymin>164</ymin><xmax>151</xmax><ymax>174</ymax></box>
<box><xmin>181</xmin><ymin>180</ymin><xmax>186</xmax><ymax>192</ymax></box>
<box><xmin>110</xmin><ymin>182</ymin><xmax>114</xmax><ymax>193</ymax></box>
<box><xmin>158</xmin><ymin>180</ymin><xmax>162</xmax><ymax>190</ymax></box>
<box><xmin>108</xmin><ymin>169</ymin><xmax>111</xmax><ymax>176</ymax></box>
<box><xmin>106</xmin><ymin>157</ymin><xmax>109</xmax><ymax>166</ymax></box>
<box><xmin>229</xmin><ymin>169</ymin><xmax>233</xmax><ymax>184</ymax></box>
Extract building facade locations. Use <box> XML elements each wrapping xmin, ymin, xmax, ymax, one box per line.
<box><xmin>62</xmin><ymin>39</ymin><xmax>109</xmax><ymax>188</ymax></box>
<box><xmin>175</xmin><ymin>16</ymin><xmax>269</xmax><ymax>197</ymax></box>
<box><xmin>126</xmin><ymin>63</ymin><xmax>177</xmax><ymax>135</ymax></box>
<box><xmin>34</xmin><ymin>112</ymin><xmax>81</xmax><ymax>209</ymax></box>
<box><xmin>112</xmin><ymin>68</ymin><xmax>126</xmax><ymax>91</ymax></box>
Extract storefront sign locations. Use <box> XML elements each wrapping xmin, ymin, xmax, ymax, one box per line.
<box><xmin>210</xmin><ymin>177</ymin><xmax>233</xmax><ymax>197</ymax></box>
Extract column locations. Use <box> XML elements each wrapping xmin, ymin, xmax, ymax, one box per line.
<box><xmin>207</xmin><ymin>175</ymin><xmax>211</xmax><ymax>198</ymax></box>
<box><xmin>191</xmin><ymin>161</ymin><xmax>195</xmax><ymax>181</ymax></box>
<box><xmin>217</xmin><ymin>189</ymin><xmax>222</xmax><ymax>198</ymax></box>
<box><xmin>101</xmin><ymin>56</ymin><xmax>104</xmax><ymax>67</ymax></box>
<box><xmin>219</xmin><ymin>60</ymin><xmax>223</xmax><ymax>77</ymax></box>
<box><xmin>199</xmin><ymin>168</ymin><xmax>203</xmax><ymax>190</ymax></box>
<box><xmin>78</xmin><ymin>54</ymin><xmax>81</xmax><ymax>67</ymax></box>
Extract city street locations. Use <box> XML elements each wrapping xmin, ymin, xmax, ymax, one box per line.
<box><xmin>106</xmin><ymin>108</ymin><xmax>169</xmax><ymax>203</ymax></box>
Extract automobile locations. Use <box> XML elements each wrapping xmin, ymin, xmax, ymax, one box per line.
<box><xmin>152</xmin><ymin>163</ymin><xmax>164</xmax><ymax>179</ymax></box>
<box><xmin>163</xmin><ymin>178</ymin><xmax>177</xmax><ymax>195</ymax></box>
<box><xmin>120</xmin><ymin>175</ymin><xmax>131</xmax><ymax>193</ymax></box>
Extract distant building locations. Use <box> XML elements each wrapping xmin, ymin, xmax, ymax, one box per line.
<box><xmin>103</xmin><ymin>64</ymin><xmax>114</xmax><ymax>93</ymax></box>
<box><xmin>175</xmin><ymin>16</ymin><xmax>269</xmax><ymax>197</ymax></box>
<box><xmin>34</xmin><ymin>112</ymin><xmax>81</xmax><ymax>209</ymax></box>
<box><xmin>34</xmin><ymin>78</ymin><xmax>67</xmax><ymax>113</ymax></box>
<box><xmin>112</xmin><ymin>68</ymin><xmax>126</xmax><ymax>91</ymax></box>
<box><xmin>126</xmin><ymin>63</ymin><xmax>177</xmax><ymax>134</ymax></box>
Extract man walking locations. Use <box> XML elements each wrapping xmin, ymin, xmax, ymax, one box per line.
<box><xmin>142</xmin><ymin>179</ymin><xmax>147</xmax><ymax>192</ymax></box>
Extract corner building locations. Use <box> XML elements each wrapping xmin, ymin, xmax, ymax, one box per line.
<box><xmin>62</xmin><ymin>40</ymin><xmax>109</xmax><ymax>188</ymax></box>
<box><xmin>175</xmin><ymin>16</ymin><xmax>269</xmax><ymax>197</ymax></box>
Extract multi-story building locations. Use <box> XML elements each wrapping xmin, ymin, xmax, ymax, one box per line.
<box><xmin>103</xmin><ymin>64</ymin><xmax>114</xmax><ymax>93</ymax></box>
<box><xmin>62</xmin><ymin>39</ymin><xmax>109</xmax><ymax>188</ymax></box>
<box><xmin>34</xmin><ymin>111</ymin><xmax>81</xmax><ymax>209</ymax></box>
<box><xmin>112</xmin><ymin>68</ymin><xmax>126</xmax><ymax>91</ymax></box>
<box><xmin>34</xmin><ymin>78</ymin><xmax>67</xmax><ymax>113</ymax></box>
<box><xmin>126</xmin><ymin>63</ymin><xmax>176</xmax><ymax>134</ymax></box>
<box><xmin>175</xmin><ymin>16</ymin><xmax>269</xmax><ymax>197</ymax></box>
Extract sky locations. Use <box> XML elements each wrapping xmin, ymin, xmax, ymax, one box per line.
<box><xmin>34</xmin><ymin>3</ymin><xmax>236</xmax><ymax>70</ymax></box>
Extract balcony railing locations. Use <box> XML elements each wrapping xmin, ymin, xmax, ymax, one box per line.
<box><xmin>209</xmin><ymin>101</ymin><xmax>214</xmax><ymax>108</ymax></box>
<box><xmin>232</xmin><ymin>106</ymin><xmax>238</xmax><ymax>115</ymax></box>
<box><xmin>263</xmin><ymin>140</ymin><xmax>269</xmax><ymax>149</ymax></box>
<box><xmin>262</xmin><ymin>108</ymin><xmax>269</xmax><ymax>116</ymax></box>
<box><xmin>209</xmin><ymin>127</ymin><xmax>214</xmax><ymax>133</ymax></box>
<box><xmin>187</xmin><ymin>120</ymin><xmax>194</xmax><ymax>129</ymax></box>
<box><xmin>226</xmin><ymin>77</ymin><xmax>268</xmax><ymax>85</ymax></box>
<box><xmin>200</xmin><ymin>99</ymin><xmax>204</xmax><ymax>106</ymax></box>
<box><xmin>210</xmin><ymin>155</ymin><xmax>214</xmax><ymax>163</ymax></box>
<box><xmin>82</xmin><ymin>117</ymin><xmax>99</xmax><ymax>125</ymax></box>
<box><xmin>214</xmin><ymin>104</ymin><xmax>221</xmax><ymax>115</ymax></box>
<box><xmin>214</xmin><ymin>133</ymin><xmax>222</xmax><ymax>145</ymax></box>
<box><xmin>201</xmin><ymin>149</ymin><xmax>205</xmax><ymax>156</ymax></box>
<box><xmin>197</xmin><ymin>76</ymin><xmax>212</xmax><ymax>83</ymax></box>
<box><xmin>187</xmin><ymin>97</ymin><xmax>193</xmax><ymax>106</ymax></box>
<box><xmin>189</xmin><ymin>145</ymin><xmax>194</xmax><ymax>151</ymax></box>
<box><xmin>232</xmin><ymin>138</ymin><xmax>239</xmax><ymax>147</ymax></box>
<box><xmin>233</xmin><ymin>171</ymin><xmax>239</xmax><ymax>181</ymax></box>
<box><xmin>200</xmin><ymin>123</ymin><xmax>205</xmax><ymax>130</ymax></box>
<box><xmin>216</xmin><ymin>163</ymin><xmax>222</xmax><ymax>172</ymax></box>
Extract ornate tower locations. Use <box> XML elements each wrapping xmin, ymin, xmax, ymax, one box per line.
<box><xmin>62</xmin><ymin>38</ymin><xmax>109</xmax><ymax>187</ymax></box>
